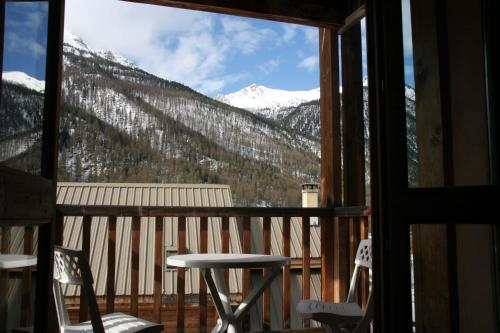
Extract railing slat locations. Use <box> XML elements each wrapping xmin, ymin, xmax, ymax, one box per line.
<box><xmin>131</xmin><ymin>216</ymin><xmax>140</xmax><ymax>317</ymax></box>
<box><xmin>199</xmin><ymin>216</ymin><xmax>208</xmax><ymax>333</ymax></box>
<box><xmin>221</xmin><ymin>216</ymin><xmax>230</xmax><ymax>287</ymax></box>
<box><xmin>242</xmin><ymin>216</ymin><xmax>251</xmax><ymax>332</ymax></box>
<box><xmin>80</xmin><ymin>216</ymin><xmax>91</xmax><ymax>322</ymax></box>
<box><xmin>282</xmin><ymin>216</ymin><xmax>291</xmax><ymax>329</ymax></box>
<box><xmin>263</xmin><ymin>216</ymin><xmax>271</xmax><ymax>331</ymax></box>
<box><xmin>177</xmin><ymin>216</ymin><xmax>186</xmax><ymax>333</ymax></box>
<box><xmin>335</xmin><ymin>217</ymin><xmax>350</xmax><ymax>302</ymax></box>
<box><xmin>21</xmin><ymin>226</ymin><xmax>34</xmax><ymax>325</ymax></box>
<box><xmin>106</xmin><ymin>216</ymin><xmax>116</xmax><ymax>314</ymax></box>
<box><xmin>321</xmin><ymin>215</ymin><xmax>335</xmax><ymax>302</ymax></box>
<box><xmin>360</xmin><ymin>216</ymin><xmax>370</xmax><ymax>309</ymax></box>
<box><xmin>154</xmin><ymin>216</ymin><xmax>163</xmax><ymax>324</ymax></box>
<box><xmin>0</xmin><ymin>226</ymin><xmax>11</xmax><ymax>331</ymax></box>
<box><xmin>302</xmin><ymin>216</ymin><xmax>311</xmax><ymax>328</ymax></box>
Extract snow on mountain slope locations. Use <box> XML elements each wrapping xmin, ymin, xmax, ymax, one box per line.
<box><xmin>64</xmin><ymin>31</ymin><xmax>137</xmax><ymax>68</ymax></box>
<box><xmin>215</xmin><ymin>84</ymin><xmax>320</xmax><ymax>119</ymax></box>
<box><xmin>2</xmin><ymin>71</ymin><xmax>45</xmax><ymax>93</ymax></box>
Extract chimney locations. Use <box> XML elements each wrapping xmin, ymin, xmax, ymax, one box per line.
<box><xmin>302</xmin><ymin>183</ymin><xmax>319</xmax><ymax>226</ymax></box>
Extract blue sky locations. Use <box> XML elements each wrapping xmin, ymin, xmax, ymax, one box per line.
<box><xmin>2</xmin><ymin>2</ymin><xmax>48</xmax><ymax>80</ymax></box>
<box><xmin>3</xmin><ymin>0</ymin><xmax>414</xmax><ymax>96</ymax></box>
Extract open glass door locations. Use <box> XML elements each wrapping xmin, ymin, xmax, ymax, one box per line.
<box><xmin>366</xmin><ymin>0</ymin><xmax>499</xmax><ymax>331</ymax></box>
<box><xmin>0</xmin><ymin>0</ymin><xmax>64</xmax><ymax>331</ymax></box>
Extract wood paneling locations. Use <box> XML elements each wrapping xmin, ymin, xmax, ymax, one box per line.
<box><xmin>122</xmin><ymin>0</ymin><xmax>346</xmax><ymax>28</ymax></box>
<box><xmin>0</xmin><ymin>166</ymin><xmax>54</xmax><ymax>224</ymax></box>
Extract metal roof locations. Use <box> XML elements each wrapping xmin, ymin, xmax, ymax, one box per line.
<box><xmin>56</xmin><ymin>182</ymin><xmax>239</xmax><ymax>297</ymax></box>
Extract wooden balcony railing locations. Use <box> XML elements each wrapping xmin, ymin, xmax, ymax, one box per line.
<box><xmin>1</xmin><ymin>206</ymin><xmax>370</xmax><ymax>332</ymax></box>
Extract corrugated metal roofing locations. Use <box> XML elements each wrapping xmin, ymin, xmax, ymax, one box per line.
<box><xmin>56</xmin><ymin>182</ymin><xmax>242</xmax><ymax>297</ymax></box>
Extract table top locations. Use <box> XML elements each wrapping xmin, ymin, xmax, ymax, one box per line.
<box><xmin>167</xmin><ymin>253</ymin><xmax>290</xmax><ymax>269</ymax></box>
<box><xmin>0</xmin><ymin>254</ymin><xmax>37</xmax><ymax>269</ymax></box>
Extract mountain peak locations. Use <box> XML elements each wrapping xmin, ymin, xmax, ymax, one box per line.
<box><xmin>63</xmin><ymin>32</ymin><xmax>137</xmax><ymax>69</ymax></box>
<box><xmin>215</xmin><ymin>84</ymin><xmax>320</xmax><ymax>119</ymax></box>
<box><xmin>2</xmin><ymin>71</ymin><xmax>45</xmax><ymax>93</ymax></box>
<box><xmin>64</xmin><ymin>32</ymin><xmax>93</xmax><ymax>53</ymax></box>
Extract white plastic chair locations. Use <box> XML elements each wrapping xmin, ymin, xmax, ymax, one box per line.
<box><xmin>53</xmin><ymin>246</ymin><xmax>164</xmax><ymax>333</ymax></box>
<box><xmin>296</xmin><ymin>239</ymin><xmax>373</xmax><ymax>333</ymax></box>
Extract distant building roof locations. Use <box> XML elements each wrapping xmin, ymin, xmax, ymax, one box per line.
<box><xmin>56</xmin><ymin>182</ymin><xmax>239</xmax><ymax>297</ymax></box>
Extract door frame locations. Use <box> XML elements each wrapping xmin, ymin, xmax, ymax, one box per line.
<box><xmin>0</xmin><ymin>0</ymin><xmax>65</xmax><ymax>331</ymax></box>
<box><xmin>366</xmin><ymin>0</ymin><xmax>499</xmax><ymax>332</ymax></box>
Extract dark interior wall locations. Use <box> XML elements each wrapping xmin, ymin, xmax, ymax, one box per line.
<box><xmin>455</xmin><ymin>224</ymin><xmax>497</xmax><ymax>333</ymax></box>
<box><xmin>446</xmin><ymin>1</ymin><xmax>497</xmax><ymax>332</ymax></box>
<box><xmin>446</xmin><ymin>0</ymin><xmax>490</xmax><ymax>185</ymax></box>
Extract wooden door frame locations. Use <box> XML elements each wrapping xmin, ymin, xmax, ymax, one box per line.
<box><xmin>366</xmin><ymin>0</ymin><xmax>499</xmax><ymax>332</ymax></box>
<box><xmin>0</xmin><ymin>0</ymin><xmax>65</xmax><ymax>331</ymax></box>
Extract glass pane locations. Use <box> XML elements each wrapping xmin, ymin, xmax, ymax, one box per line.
<box><xmin>0</xmin><ymin>226</ymin><xmax>38</xmax><ymax>330</ymax></box>
<box><xmin>402</xmin><ymin>0</ymin><xmax>493</xmax><ymax>187</ymax></box>
<box><xmin>410</xmin><ymin>224</ymin><xmax>498</xmax><ymax>332</ymax></box>
<box><xmin>0</xmin><ymin>1</ymin><xmax>48</xmax><ymax>175</ymax></box>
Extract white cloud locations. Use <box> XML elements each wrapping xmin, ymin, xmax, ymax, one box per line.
<box><xmin>221</xmin><ymin>17</ymin><xmax>275</xmax><ymax>54</ymax></box>
<box><xmin>298</xmin><ymin>56</ymin><xmax>319</xmax><ymax>72</ymax></box>
<box><xmin>5</xmin><ymin>31</ymin><xmax>46</xmax><ymax>57</ymax></box>
<box><xmin>258</xmin><ymin>58</ymin><xmax>280</xmax><ymax>75</ymax></box>
<box><xmin>282</xmin><ymin>24</ymin><xmax>298</xmax><ymax>43</ymax></box>
<box><xmin>65</xmin><ymin>0</ymin><xmax>265</xmax><ymax>95</ymax></box>
<box><xmin>401</xmin><ymin>0</ymin><xmax>414</xmax><ymax>56</ymax></box>
<box><xmin>303</xmin><ymin>27</ymin><xmax>319</xmax><ymax>44</ymax></box>
<box><xmin>4</xmin><ymin>3</ymin><xmax>48</xmax><ymax>59</ymax></box>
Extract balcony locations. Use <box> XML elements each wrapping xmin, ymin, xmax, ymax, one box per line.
<box><xmin>0</xmin><ymin>183</ymin><xmax>370</xmax><ymax>333</ymax></box>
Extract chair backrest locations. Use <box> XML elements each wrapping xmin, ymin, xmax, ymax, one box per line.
<box><xmin>354</xmin><ymin>239</ymin><xmax>372</xmax><ymax>269</ymax></box>
<box><xmin>347</xmin><ymin>239</ymin><xmax>371</xmax><ymax>304</ymax></box>
<box><xmin>53</xmin><ymin>246</ymin><xmax>105</xmax><ymax>333</ymax></box>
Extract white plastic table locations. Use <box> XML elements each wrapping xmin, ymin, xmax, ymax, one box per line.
<box><xmin>167</xmin><ymin>253</ymin><xmax>290</xmax><ymax>333</ymax></box>
<box><xmin>0</xmin><ymin>254</ymin><xmax>37</xmax><ymax>331</ymax></box>
<box><xmin>0</xmin><ymin>254</ymin><xmax>37</xmax><ymax>269</ymax></box>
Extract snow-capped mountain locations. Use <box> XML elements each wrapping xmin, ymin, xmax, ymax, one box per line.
<box><xmin>215</xmin><ymin>84</ymin><xmax>320</xmax><ymax>120</ymax></box>
<box><xmin>2</xmin><ymin>71</ymin><xmax>45</xmax><ymax>93</ymax></box>
<box><xmin>64</xmin><ymin>32</ymin><xmax>137</xmax><ymax>68</ymax></box>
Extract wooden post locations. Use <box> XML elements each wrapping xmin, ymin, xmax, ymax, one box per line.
<box><xmin>319</xmin><ymin>27</ymin><xmax>342</xmax><ymax>303</ymax></box>
<box><xmin>341</xmin><ymin>19</ymin><xmax>365</xmax><ymax>303</ymax></box>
